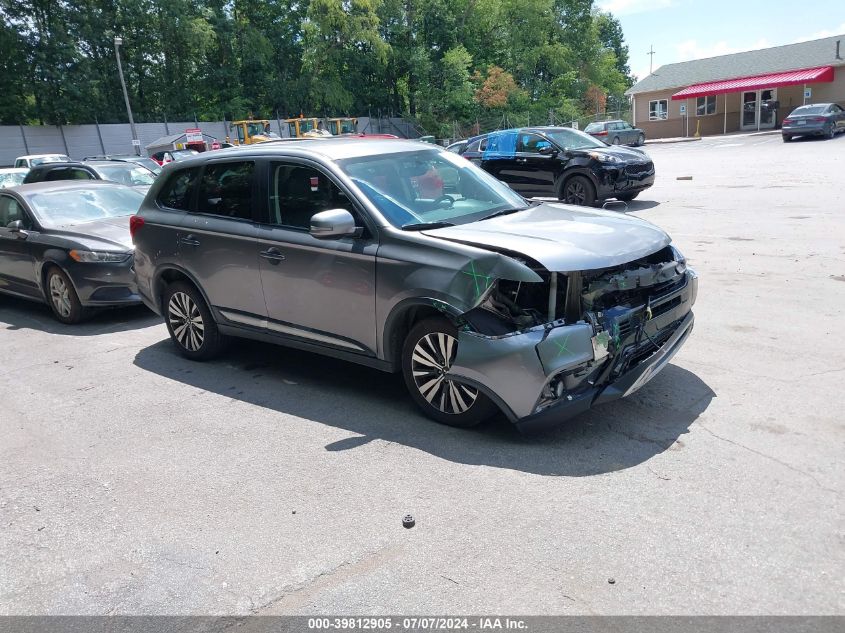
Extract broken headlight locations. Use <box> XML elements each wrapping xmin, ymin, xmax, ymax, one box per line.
<box><xmin>670</xmin><ymin>245</ymin><xmax>687</xmax><ymax>275</ymax></box>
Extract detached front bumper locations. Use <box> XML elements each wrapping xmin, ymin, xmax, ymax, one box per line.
<box><xmin>447</xmin><ymin>269</ymin><xmax>697</xmax><ymax>433</ymax></box>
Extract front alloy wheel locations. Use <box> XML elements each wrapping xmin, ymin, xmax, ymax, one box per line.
<box><xmin>402</xmin><ymin>317</ymin><xmax>498</xmax><ymax>427</ymax></box>
<box><xmin>45</xmin><ymin>267</ymin><xmax>84</xmax><ymax>324</ymax></box>
<box><xmin>562</xmin><ymin>175</ymin><xmax>596</xmax><ymax>206</ymax></box>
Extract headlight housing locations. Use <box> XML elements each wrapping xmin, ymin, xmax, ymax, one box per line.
<box><xmin>68</xmin><ymin>249</ymin><xmax>132</xmax><ymax>263</ymax></box>
<box><xmin>670</xmin><ymin>245</ymin><xmax>687</xmax><ymax>274</ymax></box>
<box><xmin>587</xmin><ymin>151</ymin><xmax>619</xmax><ymax>164</ymax></box>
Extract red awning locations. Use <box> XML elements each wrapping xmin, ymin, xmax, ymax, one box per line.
<box><xmin>671</xmin><ymin>66</ymin><xmax>835</xmax><ymax>100</ymax></box>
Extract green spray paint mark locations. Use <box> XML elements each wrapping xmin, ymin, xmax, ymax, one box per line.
<box><xmin>461</xmin><ymin>261</ymin><xmax>493</xmax><ymax>299</ymax></box>
<box><xmin>554</xmin><ymin>334</ymin><xmax>572</xmax><ymax>358</ymax></box>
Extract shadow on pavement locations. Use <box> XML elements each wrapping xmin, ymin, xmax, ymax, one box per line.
<box><xmin>0</xmin><ymin>294</ymin><xmax>159</xmax><ymax>336</ymax></box>
<box><xmin>134</xmin><ymin>337</ymin><xmax>715</xmax><ymax>477</ymax></box>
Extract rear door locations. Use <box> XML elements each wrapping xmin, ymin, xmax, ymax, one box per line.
<box><xmin>255</xmin><ymin>159</ymin><xmax>378</xmax><ymax>354</ymax></box>
<box><xmin>176</xmin><ymin>160</ymin><xmax>267</xmax><ymax>322</ymax></box>
<box><xmin>0</xmin><ymin>194</ymin><xmax>40</xmax><ymax>299</ymax></box>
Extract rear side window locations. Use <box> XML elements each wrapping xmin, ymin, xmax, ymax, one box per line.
<box><xmin>45</xmin><ymin>168</ymin><xmax>94</xmax><ymax>181</ymax></box>
<box><xmin>196</xmin><ymin>161</ymin><xmax>254</xmax><ymax>220</ymax></box>
<box><xmin>157</xmin><ymin>167</ymin><xmax>200</xmax><ymax>210</ymax></box>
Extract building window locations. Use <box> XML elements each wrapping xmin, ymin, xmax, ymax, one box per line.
<box><xmin>696</xmin><ymin>95</ymin><xmax>716</xmax><ymax>116</ymax></box>
<box><xmin>649</xmin><ymin>99</ymin><xmax>668</xmax><ymax>120</ymax></box>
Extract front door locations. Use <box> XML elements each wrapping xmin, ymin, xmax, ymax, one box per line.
<box><xmin>256</xmin><ymin>160</ymin><xmax>377</xmax><ymax>355</ymax></box>
<box><xmin>0</xmin><ymin>195</ymin><xmax>39</xmax><ymax>299</ymax></box>
<box><xmin>741</xmin><ymin>89</ymin><xmax>777</xmax><ymax>131</ymax></box>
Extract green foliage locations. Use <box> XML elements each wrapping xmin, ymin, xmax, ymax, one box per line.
<box><xmin>0</xmin><ymin>0</ymin><xmax>637</xmax><ymax>130</ymax></box>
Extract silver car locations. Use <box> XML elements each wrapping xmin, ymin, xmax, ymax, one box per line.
<box><xmin>132</xmin><ymin>139</ymin><xmax>697</xmax><ymax>432</ymax></box>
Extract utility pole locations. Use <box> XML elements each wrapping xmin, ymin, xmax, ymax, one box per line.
<box><xmin>648</xmin><ymin>45</ymin><xmax>656</xmax><ymax>75</ymax></box>
<box><xmin>114</xmin><ymin>36</ymin><xmax>140</xmax><ymax>155</ymax></box>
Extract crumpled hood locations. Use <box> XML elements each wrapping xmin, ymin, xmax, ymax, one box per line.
<box><xmin>422</xmin><ymin>202</ymin><xmax>671</xmax><ymax>271</ymax></box>
<box><xmin>50</xmin><ymin>215</ymin><xmax>134</xmax><ymax>251</ymax></box>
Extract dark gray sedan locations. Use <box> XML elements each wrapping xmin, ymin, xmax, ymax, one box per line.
<box><xmin>0</xmin><ymin>181</ymin><xmax>144</xmax><ymax>323</ymax></box>
<box><xmin>782</xmin><ymin>103</ymin><xmax>845</xmax><ymax>141</ymax></box>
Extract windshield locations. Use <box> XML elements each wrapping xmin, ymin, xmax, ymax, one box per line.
<box><xmin>26</xmin><ymin>187</ymin><xmax>145</xmax><ymax>227</ymax></box>
<box><xmin>544</xmin><ymin>128</ymin><xmax>606</xmax><ymax>150</ymax></box>
<box><xmin>93</xmin><ymin>164</ymin><xmax>156</xmax><ymax>187</ymax></box>
<box><xmin>791</xmin><ymin>105</ymin><xmax>827</xmax><ymax>115</ymax></box>
<box><xmin>247</xmin><ymin>122</ymin><xmax>267</xmax><ymax>136</ymax></box>
<box><xmin>338</xmin><ymin>149</ymin><xmax>529</xmax><ymax>228</ymax></box>
<box><xmin>31</xmin><ymin>155</ymin><xmax>70</xmax><ymax>166</ymax></box>
<box><xmin>0</xmin><ymin>171</ymin><xmax>27</xmax><ymax>188</ymax></box>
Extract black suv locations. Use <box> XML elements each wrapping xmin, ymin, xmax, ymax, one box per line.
<box><xmin>462</xmin><ymin>127</ymin><xmax>654</xmax><ymax>205</ymax></box>
<box><xmin>23</xmin><ymin>161</ymin><xmax>157</xmax><ymax>192</ymax></box>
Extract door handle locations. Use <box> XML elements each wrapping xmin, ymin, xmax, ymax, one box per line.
<box><xmin>178</xmin><ymin>234</ymin><xmax>200</xmax><ymax>247</ymax></box>
<box><xmin>515</xmin><ymin>158</ymin><xmax>528</xmax><ymax>163</ymax></box>
<box><xmin>260</xmin><ymin>248</ymin><xmax>286</xmax><ymax>264</ymax></box>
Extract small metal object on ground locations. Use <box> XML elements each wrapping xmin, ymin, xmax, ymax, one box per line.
<box><xmin>402</xmin><ymin>514</ymin><xmax>415</xmax><ymax>528</ymax></box>
<box><xmin>676</xmin><ymin>176</ymin><xmax>693</xmax><ymax>180</ymax></box>
<box><xmin>608</xmin><ymin>578</ymin><xmax>616</xmax><ymax>584</ymax></box>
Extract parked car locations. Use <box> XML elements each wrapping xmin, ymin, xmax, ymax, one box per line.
<box><xmin>22</xmin><ymin>161</ymin><xmax>156</xmax><ymax>192</ymax></box>
<box><xmin>149</xmin><ymin>149</ymin><xmax>199</xmax><ymax>166</ymax></box>
<box><xmin>84</xmin><ymin>154</ymin><xmax>162</xmax><ymax>175</ymax></box>
<box><xmin>782</xmin><ymin>103</ymin><xmax>845</xmax><ymax>141</ymax></box>
<box><xmin>0</xmin><ymin>168</ymin><xmax>29</xmax><ymax>189</ymax></box>
<box><xmin>462</xmin><ymin>127</ymin><xmax>654</xmax><ymax>205</ymax></box>
<box><xmin>132</xmin><ymin>139</ymin><xmax>696</xmax><ymax>432</ymax></box>
<box><xmin>445</xmin><ymin>140</ymin><xmax>468</xmax><ymax>154</ymax></box>
<box><xmin>14</xmin><ymin>154</ymin><xmax>70</xmax><ymax>169</ymax></box>
<box><xmin>584</xmin><ymin>120</ymin><xmax>646</xmax><ymax>146</ymax></box>
<box><xmin>0</xmin><ymin>181</ymin><xmax>144</xmax><ymax>323</ymax></box>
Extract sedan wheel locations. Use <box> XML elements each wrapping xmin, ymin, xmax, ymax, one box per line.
<box><xmin>46</xmin><ymin>267</ymin><xmax>84</xmax><ymax>324</ymax></box>
<box><xmin>402</xmin><ymin>317</ymin><xmax>497</xmax><ymax>427</ymax></box>
<box><xmin>827</xmin><ymin>123</ymin><xmax>836</xmax><ymax>139</ymax></box>
<box><xmin>163</xmin><ymin>281</ymin><xmax>224</xmax><ymax>360</ymax></box>
<box><xmin>637</xmin><ymin>133</ymin><xmax>645</xmax><ymax>146</ymax></box>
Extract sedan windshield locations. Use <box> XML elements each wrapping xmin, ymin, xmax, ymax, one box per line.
<box><xmin>790</xmin><ymin>105</ymin><xmax>827</xmax><ymax>115</ymax></box>
<box><xmin>543</xmin><ymin>128</ymin><xmax>606</xmax><ymax>150</ymax></box>
<box><xmin>93</xmin><ymin>164</ymin><xmax>156</xmax><ymax>186</ymax></box>
<box><xmin>26</xmin><ymin>187</ymin><xmax>145</xmax><ymax>227</ymax></box>
<box><xmin>338</xmin><ymin>149</ymin><xmax>529</xmax><ymax>228</ymax></box>
<box><xmin>0</xmin><ymin>171</ymin><xmax>27</xmax><ymax>188</ymax></box>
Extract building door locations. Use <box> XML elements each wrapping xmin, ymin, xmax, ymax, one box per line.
<box><xmin>741</xmin><ymin>89</ymin><xmax>777</xmax><ymax>131</ymax></box>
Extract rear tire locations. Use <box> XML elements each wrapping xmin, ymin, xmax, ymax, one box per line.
<box><xmin>782</xmin><ymin>135</ymin><xmax>791</xmax><ymax>142</ymax></box>
<box><xmin>163</xmin><ymin>281</ymin><xmax>224</xmax><ymax>360</ymax></box>
<box><xmin>612</xmin><ymin>136</ymin><xmax>621</xmax><ymax>145</ymax></box>
<box><xmin>826</xmin><ymin>123</ymin><xmax>835</xmax><ymax>139</ymax></box>
<box><xmin>45</xmin><ymin>266</ymin><xmax>85</xmax><ymax>324</ymax></box>
<box><xmin>561</xmin><ymin>175</ymin><xmax>597</xmax><ymax>207</ymax></box>
<box><xmin>401</xmin><ymin>317</ymin><xmax>498</xmax><ymax>427</ymax></box>
<box><xmin>636</xmin><ymin>133</ymin><xmax>645</xmax><ymax>146</ymax></box>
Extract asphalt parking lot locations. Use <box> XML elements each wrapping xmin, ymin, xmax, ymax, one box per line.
<box><xmin>1</xmin><ymin>132</ymin><xmax>843</xmax><ymax>616</ymax></box>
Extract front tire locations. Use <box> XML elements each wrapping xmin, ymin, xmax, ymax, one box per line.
<box><xmin>402</xmin><ymin>317</ymin><xmax>498</xmax><ymax>427</ymax></box>
<box><xmin>561</xmin><ymin>175</ymin><xmax>597</xmax><ymax>206</ymax></box>
<box><xmin>45</xmin><ymin>266</ymin><xmax>85</xmax><ymax>324</ymax></box>
<box><xmin>782</xmin><ymin>135</ymin><xmax>792</xmax><ymax>142</ymax></box>
<box><xmin>163</xmin><ymin>281</ymin><xmax>224</xmax><ymax>360</ymax></box>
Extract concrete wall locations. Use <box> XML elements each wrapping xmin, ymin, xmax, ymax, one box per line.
<box><xmin>632</xmin><ymin>66</ymin><xmax>845</xmax><ymax>139</ymax></box>
<box><xmin>0</xmin><ymin>116</ymin><xmax>420</xmax><ymax>167</ymax></box>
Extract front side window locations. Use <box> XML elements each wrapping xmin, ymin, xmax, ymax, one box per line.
<box><xmin>0</xmin><ymin>195</ymin><xmax>29</xmax><ymax>228</ymax></box>
<box><xmin>157</xmin><ymin>168</ymin><xmax>200</xmax><ymax>210</ymax></box>
<box><xmin>649</xmin><ymin>99</ymin><xmax>668</xmax><ymax>120</ymax></box>
<box><xmin>517</xmin><ymin>133</ymin><xmax>552</xmax><ymax>154</ymax></box>
<box><xmin>338</xmin><ymin>149</ymin><xmax>528</xmax><ymax>229</ymax></box>
<box><xmin>269</xmin><ymin>163</ymin><xmax>355</xmax><ymax>230</ymax></box>
<box><xmin>696</xmin><ymin>95</ymin><xmax>716</xmax><ymax>116</ymax></box>
<box><xmin>196</xmin><ymin>161</ymin><xmax>254</xmax><ymax>220</ymax></box>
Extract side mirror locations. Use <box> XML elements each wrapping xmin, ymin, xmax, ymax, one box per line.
<box><xmin>538</xmin><ymin>145</ymin><xmax>559</xmax><ymax>156</ymax></box>
<box><xmin>310</xmin><ymin>209</ymin><xmax>357</xmax><ymax>239</ymax></box>
<box><xmin>7</xmin><ymin>219</ymin><xmax>28</xmax><ymax>238</ymax></box>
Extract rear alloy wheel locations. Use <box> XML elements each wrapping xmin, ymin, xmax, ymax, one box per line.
<box><xmin>46</xmin><ymin>267</ymin><xmax>85</xmax><ymax>324</ymax></box>
<box><xmin>402</xmin><ymin>317</ymin><xmax>498</xmax><ymax>427</ymax></box>
<box><xmin>612</xmin><ymin>136</ymin><xmax>621</xmax><ymax>145</ymax></box>
<box><xmin>636</xmin><ymin>133</ymin><xmax>645</xmax><ymax>146</ymax></box>
<box><xmin>164</xmin><ymin>281</ymin><xmax>224</xmax><ymax>360</ymax></box>
<box><xmin>561</xmin><ymin>175</ymin><xmax>597</xmax><ymax>207</ymax></box>
<box><xmin>826</xmin><ymin>123</ymin><xmax>835</xmax><ymax>139</ymax></box>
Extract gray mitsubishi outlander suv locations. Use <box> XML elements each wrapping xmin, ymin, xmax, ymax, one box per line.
<box><xmin>132</xmin><ymin>138</ymin><xmax>697</xmax><ymax>432</ymax></box>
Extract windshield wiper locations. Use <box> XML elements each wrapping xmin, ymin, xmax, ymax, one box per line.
<box><xmin>401</xmin><ymin>221</ymin><xmax>455</xmax><ymax>231</ymax></box>
<box><xmin>481</xmin><ymin>206</ymin><xmax>529</xmax><ymax>221</ymax></box>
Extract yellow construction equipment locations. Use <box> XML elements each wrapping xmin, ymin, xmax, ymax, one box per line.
<box><xmin>229</xmin><ymin>119</ymin><xmax>273</xmax><ymax>145</ymax></box>
<box><xmin>327</xmin><ymin>117</ymin><xmax>358</xmax><ymax>135</ymax></box>
<box><xmin>286</xmin><ymin>117</ymin><xmax>322</xmax><ymax>138</ymax></box>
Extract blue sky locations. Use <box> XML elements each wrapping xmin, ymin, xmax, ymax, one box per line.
<box><xmin>598</xmin><ymin>0</ymin><xmax>845</xmax><ymax>82</ymax></box>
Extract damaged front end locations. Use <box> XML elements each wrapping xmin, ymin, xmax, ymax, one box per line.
<box><xmin>446</xmin><ymin>245</ymin><xmax>698</xmax><ymax>432</ymax></box>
